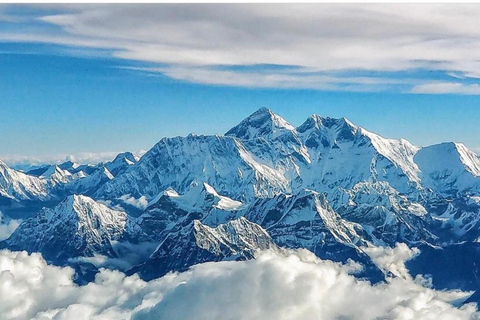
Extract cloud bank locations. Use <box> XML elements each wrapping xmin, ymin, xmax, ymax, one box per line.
<box><xmin>1</xmin><ymin>150</ymin><xmax>147</xmax><ymax>170</ymax></box>
<box><xmin>3</xmin><ymin>4</ymin><xmax>480</xmax><ymax>93</ymax></box>
<box><xmin>0</xmin><ymin>246</ymin><xmax>478</xmax><ymax>320</ymax></box>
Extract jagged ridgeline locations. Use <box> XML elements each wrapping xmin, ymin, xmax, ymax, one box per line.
<box><xmin>2</xmin><ymin>107</ymin><xmax>480</xmax><ymax>295</ymax></box>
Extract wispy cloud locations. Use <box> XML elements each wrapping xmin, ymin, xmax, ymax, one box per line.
<box><xmin>3</xmin><ymin>4</ymin><xmax>480</xmax><ymax>92</ymax></box>
<box><xmin>412</xmin><ymin>82</ymin><xmax>480</xmax><ymax>95</ymax></box>
<box><xmin>143</xmin><ymin>65</ymin><xmax>420</xmax><ymax>92</ymax></box>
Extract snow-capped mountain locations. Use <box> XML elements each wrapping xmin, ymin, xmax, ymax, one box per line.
<box><xmin>0</xmin><ymin>152</ymin><xmax>139</xmax><ymax>217</ymax></box>
<box><xmin>97</xmin><ymin>107</ymin><xmax>428</xmax><ymax>205</ymax></box>
<box><xmin>104</xmin><ymin>151</ymin><xmax>139</xmax><ymax>176</ymax></box>
<box><xmin>3</xmin><ymin>107</ymin><xmax>480</xmax><ymax>290</ymax></box>
<box><xmin>0</xmin><ymin>160</ymin><xmax>49</xmax><ymax>201</ymax></box>
<box><xmin>415</xmin><ymin>142</ymin><xmax>480</xmax><ymax>195</ymax></box>
<box><xmin>67</xmin><ymin>166</ymin><xmax>114</xmax><ymax>196</ymax></box>
<box><xmin>2</xmin><ymin>195</ymin><xmax>131</xmax><ymax>263</ymax></box>
<box><xmin>134</xmin><ymin>182</ymin><xmax>244</xmax><ymax>245</ymax></box>
<box><xmin>93</xmin><ymin>108</ymin><xmax>480</xmax><ymax>245</ymax></box>
<box><xmin>132</xmin><ymin>216</ymin><xmax>279</xmax><ymax>280</ymax></box>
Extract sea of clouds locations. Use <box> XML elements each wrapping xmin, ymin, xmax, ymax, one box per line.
<box><xmin>0</xmin><ymin>245</ymin><xmax>478</xmax><ymax>320</ymax></box>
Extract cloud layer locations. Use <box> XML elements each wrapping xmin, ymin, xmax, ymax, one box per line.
<box><xmin>0</xmin><ymin>246</ymin><xmax>478</xmax><ymax>320</ymax></box>
<box><xmin>1</xmin><ymin>150</ymin><xmax>147</xmax><ymax>170</ymax></box>
<box><xmin>3</xmin><ymin>4</ymin><xmax>480</xmax><ymax>92</ymax></box>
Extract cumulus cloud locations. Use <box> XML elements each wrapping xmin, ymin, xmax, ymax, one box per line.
<box><xmin>0</xmin><ymin>211</ymin><xmax>21</xmax><ymax>241</ymax></box>
<box><xmin>119</xmin><ymin>194</ymin><xmax>148</xmax><ymax>210</ymax></box>
<box><xmin>0</xmin><ymin>246</ymin><xmax>478</xmax><ymax>320</ymax></box>
<box><xmin>3</xmin><ymin>4</ymin><xmax>480</xmax><ymax>91</ymax></box>
<box><xmin>363</xmin><ymin>243</ymin><xmax>420</xmax><ymax>279</ymax></box>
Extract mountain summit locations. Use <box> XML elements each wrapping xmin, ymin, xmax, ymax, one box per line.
<box><xmin>2</xmin><ymin>107</ymin><xmax>480</xmax><ymax>293</ymax></box>
<box><xmin>226</xmin><ymin>107</ymin><xmax>296</xmax><ymax>140</ymax></box>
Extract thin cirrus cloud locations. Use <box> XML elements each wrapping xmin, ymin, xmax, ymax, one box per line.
<box><xmin>412</xmin><ymin>82</ymin><xmax>480</xmax><ymax>95</ymax></box>
<box><xmin>0</xmin><ymin>246</ymin><xmax>478</xmax><ymax>320</ymax></box>
<box><xmin>2</xmin><ymin>4</ymin><xmax>480</xmax><ymax>93</ymax></box>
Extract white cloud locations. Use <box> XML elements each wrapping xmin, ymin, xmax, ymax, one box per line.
<box><xmin>412</xmin><ymin>82</ymin><xmax>480</xmax><ymax>95</ymax></box>
<box><xmin>0</xmin><ymin>150</ymin><xmax>145</xmax><ymax>170</ymax></box>
<box><xmin>119</xmin><ymin>194</ymin><xmax>148</xmax><ymax>210</ymax></box>
<box><xmin>0</xmin><ymin>246</ymin><xmax>477</xmax><ymax>320</ymax></box>
<box><xmin>143</xmin><ymin>65</ymin><xmax>419</xmax><ymax>92</ymax></box>
<box><xmin>363</xmin><ymin>243</ymin><xmax>420</xmax><ymax>280</ymax></box>
<box><xmin>0</xmin><ymin>212</ymin><xmax>20</xmax><ymax>241</ymax></box>
<box><xmin>3</xmin><ymin>5</ymin><xmax>480</xmax><ymax>91</ymax></box>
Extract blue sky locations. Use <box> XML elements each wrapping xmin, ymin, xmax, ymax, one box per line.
<box><xmin>2</xmin><ymin>4</ymin><xmax>480</xmax><ymax>165</ymax></box>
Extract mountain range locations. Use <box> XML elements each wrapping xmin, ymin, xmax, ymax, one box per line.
<box><xmin>2</xmin><ymin>107</ymin><xmax>480</xmax><ymax>298</ymax></box>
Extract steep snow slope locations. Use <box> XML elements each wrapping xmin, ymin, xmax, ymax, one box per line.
<box><xmin>225</xmin><ymin>106</ymin><xmax>296</xmax><ymax>140</ymax></box>
<box><xmin>2</xmin><ymin>195</ymin><xmax>131</xmax><ymax>263</ymax></box>
<box><xmin>104</xmin><ymin>151</ymin><xmax>139</xmax><ymax>176</ymax></box>
<box><xmin>97</xmin><ymin>134</ymin><xmax>291</xmax><ymax>201</ymax></box>
<box><xmin>0</xmin><ymin>160</ymin><xmax>49</xmax><ymax>201</ymax></box>
<box><xmin>134</xmin><ymin>183</ymin><xmax>243</xmax><ymax>244</ymax></box>
<box><xmin>415</xmin><ymin>142</ymin><xmax>480</xmax><ymax>194</ymax></box>
<box><xmin>242</xmin><ymin>190</ymin><xmax>367</xmax><ymax>250</ymax></box>
<box><xmin>67</xmin><ymin>166</ymin><xmax>114</xmax><ymax>196</ymax></box>
<box><xmin>296</xmin><ymin>114</ymin><xmax>422</xmax><ymax>195</ymax></box>
<box><xmin>332</xmin><ymin>181</ymin><xmax>436</xmax><ymax>245</ymax></box>
<box><xmin>132</xmin><ymin>217</ymin><xmax>278</xmax><ymax>280</ymax></box>
<box><xmin>175</xmin><ymin>182</ymin><xmax>243</xmax><ymax>211</ymax></box>
<box><xmin>97</xmin><ymin>108</ymin><xmax>428</xmax><ymax>206</ymax></box>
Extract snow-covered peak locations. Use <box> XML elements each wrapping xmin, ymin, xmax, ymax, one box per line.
<box><xmin>298</xmin><ymin>114</ymin><xmax>358</xmax><ymax>133</ymax></box>
<box><xmin>105</xmin><ymin>152</ymin><xmax>139</xmax><ymax>176</ymax></box>
<box><xmin>115</xmin><ymin>151</ymin><xmax>139</xmax><ymax>163</ymax></box>
<box><xmin>133</xmin><ymin>216</ymin><xmax>278</xmax><ymax>279</ymax></box>
<box><xmin>40</xmin><ymin>165</ymin><xmax>73</xmax><ymax>184</ymax></box>
<box><xmin>295</xmin><ymin>114</ymin><xmax>422</xmax><ymax>194</ymax></box>
<box><xmin>0</xmin><ymin>160</ymin><xmax>49</xmax><ymax>201</ymax></box>
<box><xmin>67</xmin><ymin>166</ymin><xmax>114</xmax><ymax>196</ymax></box>
<box><xmin>40</xmin><ymin>165</ymin><xmax>60</xmax><ymax>178</ymax></box>
<box><xmin>416</xmin><ymin>142</ymin><xmax>480</xmax><ymax>176</ymax></box>
<box><xmin>3</xmin><ymin>194</ymin><xmax>129</xmax><ymax>262</ymax></box>
<box><xmin>175</xmin><ymin>182</ymin><xmax>243</xmax><ymax>211</ymax></box>
<box><xmin>193</xmin><ymin>216</ymin><xmax>277</xmax><ymax>256</ymax></box>
<box><xmin>297</xmin><ymin>114</ymin><xmax>361</xmax><ymax>151</ymax></box>
<box><xmin>97</xmin><ymin>133</ymin><xmax>291</xmax><ymax>201</ymax></box>
<box><xmin>226</xmin><ymin>107</ymin><xmax>296</xmax><ymax>140</ymax></box>
<box><xmin>454</xmin><ymin>142</ymin><xmax>480</xmax><ymax>177</ymax></box>
<box><xmin>163</xmin><ymin>187</ymin><xmax>180</xmax><ymax>198</ymax></box>
<box><xmin>62</xmin><ymin>194</ymin><xmax>125</xmax><ymax>225</ymax></box>
<box><xmin>415</xmin><ymin>142</ymin><xmax>480</xmax><ymax>193</ymax></box>
<box><xmin>359</xmin><ymin>128</ymin><xmax>421</xmax><ymax>183</ymax></box>
<box><xmin>58</xmin><ymin>160</ymin><xmax>80</xmax><ymax>172</ymax></box>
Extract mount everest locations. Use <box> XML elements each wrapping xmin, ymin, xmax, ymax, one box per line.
<box><xmin>2</xmin><ymin>107</ymin><xmax>480</xmax><ymax>298</ymax></box>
